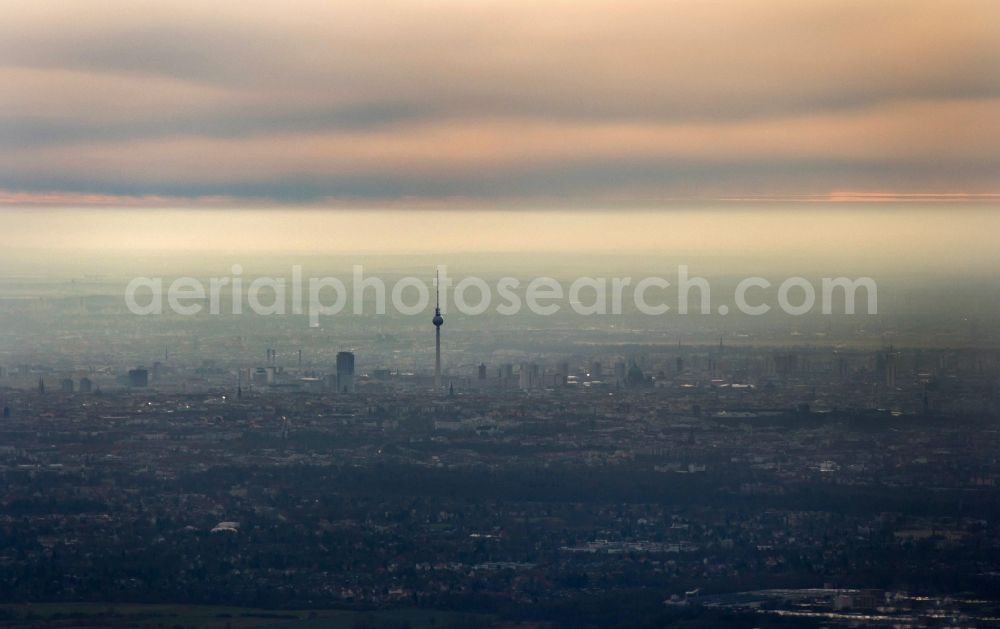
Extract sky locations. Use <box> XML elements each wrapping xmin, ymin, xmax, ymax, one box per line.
<box><xmin>3</xmin><ymin>206</ymin><xmax>1000</xmax><ymax>280</ymax></box>
<box><xmin>2</xmin><ymin>0</ymin><xmax>999</xmax><ymax>208</ymax></box>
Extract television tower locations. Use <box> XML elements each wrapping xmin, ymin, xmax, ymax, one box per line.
<box><xmin>433</xmin><ymin>270</ymin><xmax>444</xmax><ymax>392</ymax></box>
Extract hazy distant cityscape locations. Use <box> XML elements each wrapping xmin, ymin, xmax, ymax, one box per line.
<box><xmin>5</xmin><ymin>0</ymin><xmax>1000</xmax><ymax>626</ymax></box>
<box><xmin>0</xmin><ymin>267</ymin><xmax>998</xmax><ymax>626</ymax></box>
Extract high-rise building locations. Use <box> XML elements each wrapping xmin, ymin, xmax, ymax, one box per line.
<box><xmin>614</xmin><ymin>360</ymin><xmax>627</xmax><ymax>386</ymax></box>
<box><xmin>590</xmin><ymin>361</ymin><xmax>602</xmax><ymax>379</ymax></box>
<box><xmin>61</xmin><ymin>378</ymin><xmax>74</xmax><ymax>393</ymax></box>
<box><xmin>626</xmin><ymin>359</ymin><xmax>649</xmax><ymax>388</ymax></box>
<box><xmin>478</xmin><ymin>363</ymin><xmax>487</xmax><ymax>380</ymax></box>
<box><xmin>519</xmin><ymin>362</ymin><xmax>540</xmax><ymax>390</ymax></box>
<box><xmin>556</xmin><ymin>361</ymin><xmax>569</xmax><ymax>386</ymax></box>
<box><xmin>884</xmin><ymin>351</ymin><xmax>898</xmax><ymax>389</ymax></box>
<box><xmin>128</xmin><ymin>368</ymin><xmax>149</xmax><ymax>388</ymax></box>
<box><xmin>500</xmin><ymin>363</ymin><xmax>514</xmax><ymax>387</ymax></box>
<box><xmin>78</xmin><ymin>377</ymin><xmax>93</xmax><ymax>394</ymax></box>
<box><xmin>251</xmin><ymin>367</ymin><xmax>269</xmax><ymax>387</ymax></box>
<box><xmin>336</xmin><ymin>351</ymin><xmax>356</xmax><ymax>394</ymax></box>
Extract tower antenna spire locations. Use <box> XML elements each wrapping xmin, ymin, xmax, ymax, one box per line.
<box><xmin>432</xmin><ymin>269</ymin><xmax>444</xmax><ymax>393</ymax></box>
